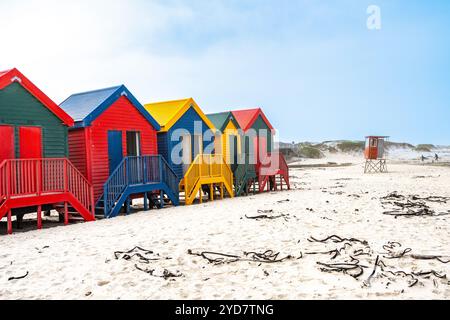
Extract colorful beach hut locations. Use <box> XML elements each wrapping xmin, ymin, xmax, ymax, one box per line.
<box><xmin>207</xmin><ymin>112</ymin><xmax>241</xmax><ymax>169</ymax></box>
<box><xmin>60</xmin><ymin>85</ymin><xmax>179</xmax><ymax>218</ymax></box>
<box><xmin>0</xmin><ymin>68</ymin><xmax>95</xmax><ymax>234</ymax></box>
<box><xmin>207</xmin><ymin>112</ymin><xmax>256</xmax><ymax>196</ymax></box>
<box><xmin>144</xmin><ymin>98</ymin><xmax>234</xmax><ymax>205</ymax></box>
<box><xmin>231</xmin><ymin>108</ymin><xmax>290</xmax><ymax>192</ymax></box>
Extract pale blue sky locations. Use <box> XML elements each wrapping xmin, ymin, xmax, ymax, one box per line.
<box><xmin>0</xmin><ymin>0</ymin><xmax>449</xmax><ymax>144</ymax></box>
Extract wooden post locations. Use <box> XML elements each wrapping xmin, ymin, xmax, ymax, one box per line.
<box><xmin>37</xmin><ymin>205</ymin><xmax>42</xmax><ymax>230</ymax></box>
<box><xmin>220</xmin><ymin>183</ymin><xmax>224</xmax><ymax>199</ymax></box>
<box><xmin>159</xmin><ymin>156</ymin><xmax>163</xmax><ymax>184</ymax></box>
<box><xmin>90</xmin><ymin>186</ymin><xmax>95</xmax><ymax>218</ymax></box>
<box><xmin>6</xmin><ymin>161</ymin><xmax>11</xmax><ymax>198</ymax></box>
<box><xmin>160</xmin><ymin>190</ymin><xmax>164</xmax><ymax>208</ymax></box>
<box><xmin>63</xmin><ymin>160</ymin><xmax>68</xmax><ymax>193</ymax></box>
<box><xmin>126</xmin><ymin>197</ymin><xmax>131</xmax><ymax>215</ymax></box>
<box><xmin>199</xmin><ymin>188</ymin><xmax>203</xmax><ymax>204</ymax></box>
<box><xmin>126</xmin><ymin>158</ymin><xmax>130</xmax><ymax>185</ymax></box>
<box><xmin>36</xmin><ymin>160</ymin><xmax>41</xmax><ymax>196</ymax></box>
<box><xmin>143</xmin><ymin>157</ymin><xmax>148</xmax><ymax>185</ymax></box>
<box><xmin>144</xmin><ymin>193</ymin><xmax>148</xmax><ymax>211</ymax></box>
<box><xmin>84</xmin><ymin>127</ymin><xmax>93</xmax><ymax>183</ymax></box>
<box><xmin>104</xmin><ymin>185</ymin><xmax>108</xmax><ymax>217</ymax></box>
<box><xmin>7</xmin><ymin>210</ymin><xmax>12</xmax><ymax>235</ymax></box>
<box><xmin>64</xmin><ymin>202</ymin><xmax>69</xmax><ymax>225</ymax></box>
<box><xmin>210</xmin><ymin>184</ymin><xmax>214</xmax><ymax>201</ymax></box>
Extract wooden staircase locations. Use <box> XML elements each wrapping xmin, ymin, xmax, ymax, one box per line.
<box><xmin>0</xmin><ymin>158</ymin><xmax>95</xmax><ymax>235</ymax></box>
<box><xmin>100</xmin><ymin>155</ymin><xmax>179</xmax><ymax>218</ymax></box>
<box><xmin>233</xmin><ymin>160</ymin><xmax>257</xmax><ymax>196</ymax></box>
<box><xmin>180</xmin><ymin>154</ymin><xmax>234</xmax><ymax>205</ymax></box>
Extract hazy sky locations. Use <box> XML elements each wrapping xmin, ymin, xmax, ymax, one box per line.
<box><xmin>1</xmin><ymin>0</ymin><xmax>449</xmax><ymax>144</ymax></box>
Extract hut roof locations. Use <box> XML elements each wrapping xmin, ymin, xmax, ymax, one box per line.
<box><xmin>0</xmin><ymin>68</ymin><xmax>74</xmax><ymax>126</ymax></box>
<box><xmin>231</xmin><ymin>108</ymin><xmax>274</xmax><ymax>132</ymax></box>
<box><xmin>206</xmin><ymin>111</ymin><xmax>241</xmax><ymax>132</ymax></box>
<box><xmin>60</xmin><ymin>85</ymin><xmax>160</xmax><ymax>129</ymax></box>
<box><xmin>144</xmin><ymin>98</ymin><xmax>215</xmax><ymax>132</ymax></box>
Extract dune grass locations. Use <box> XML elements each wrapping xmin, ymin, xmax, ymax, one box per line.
<box><xmin>415</xmin><ymin>144</ymin><xmax>435</xmax><ymax>152</ymax></box>
<box><xmin>336</xmin><ymin>141</ymin><xmax>365</xmax><ymax>153</ymax></box>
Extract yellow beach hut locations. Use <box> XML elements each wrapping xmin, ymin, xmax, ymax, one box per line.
<box><xmin>144</xmin><ymin>98</ymin><xmax>234</xmax><ymax>205</ymax></box>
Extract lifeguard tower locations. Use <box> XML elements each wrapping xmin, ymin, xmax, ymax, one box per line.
<box><xmin>364</xmin><ymin>136</ymin><xmax>389</xmax><ymax>173</ymax></box>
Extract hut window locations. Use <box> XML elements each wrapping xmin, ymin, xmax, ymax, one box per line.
<box><xmin>371</xmin><ymin>139</ymin><xmax>378</xmax><ymax>147</ymax></box>
<box><xmin>126</xmin><ymin>131</ymin><xmax>141</xmax><ymax>157</ymax></box>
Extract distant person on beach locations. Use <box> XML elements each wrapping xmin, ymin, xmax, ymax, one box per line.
<box><xmin>421</xmin><ymin>155</ymin><xmax>426</xmax><ymax>162</ymax></box>
<box><xmin>435</xmin><ymin>153</ymin><xmax>439</xmax><ymax>161</ymax></box>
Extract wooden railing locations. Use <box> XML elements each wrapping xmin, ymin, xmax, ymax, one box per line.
<box><xmin>0</xmin><ymin>160</ymin><xmax>7</xmax><ymax>204</ymax></box>
<box><xmin>183</xmin><ymin>154</ymin><xmax>233</xmax><ymax>199</ymax></box>
<box><xmin>258</xmin><ymin>152</ymin><xmax>289</xmax><ymax>176</ymax></box>
<box><xmin>278</xmin><ymin>153</ymin><xmax>289</xmax><ymax>176</ymax></box>
<box><xmin>183</xmin><ymin>156</ymin><xmax>200</xmax><ymax>198</ymax></box>
<box><xmin>103</xmin><ymin>155</ymin><xmax>179</xmax><ymax>217</ymax></box>
<box><xmin>256</xmin><ymin>152</ymin><xmax>290</xmax><ymax>192</ymax></box>
<box><xmin>67</xmin><ymin>161</ymin><xmax>95</xmax><ymax>214</ymax></box>
<box><xmin>0</xmin><ymin>158</ymin><xmax>94</xmax><ymax>215</ymax></box>
<box><xmin>159</xmin><ymin>157</ymin><xmax>180</xmax><ymax>197</ymax></box>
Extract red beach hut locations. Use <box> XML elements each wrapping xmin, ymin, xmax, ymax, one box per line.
<box><xmin>60</xmin><ymin>85</ymin><xmax>179</xmax><ymax>218</ymax></box>
<box><xmin>0</xmin><ymin>68</ymin><xmax>95</xmax><ymax>234</ymax></box>
<box><xmin>231</xmin><ymin>108</ymin><xmax>290</xmax><ymax>192</ymax></box>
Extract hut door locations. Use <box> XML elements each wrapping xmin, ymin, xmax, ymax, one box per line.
<box><xmin>126</xmin><ymin>131</ymin><xmax>142</xmax><ymax>182</ymax></box>
<box><xmin>181</xmin><ymin>134</ymin><xmax>191</xmax><ymax>174</ymax></box>
<box><xmin>254</xmin><ymin>136</ymin><xmax>268</xmax><ymax>165</ymax></box>
<box><xmin>370</xmin><ymin>138</ymin><xmax>378</xmax><ymax>159</ymax></box>
<box><xmin>0</xmin><ymin>126</ymin><xmax>15</xmax><ymax>163</ymax></box>
<box><xmin>233</xmin><ymin>136</ymin><xmax>238</xmax><ymax>166</ymax></box>
<box><xmin>228</xmin><ymin>135</ymin><xmax>238</xmax><ymax>170</ymax></box>
<box><xmin>256</xmin><ymin>136</ymin><xmax>268</xmax><ymax>168</ymax></box>
<box><xmin>245</xmin><ymin>136</ymin><xmax>252</xmax><ymax>165</ymax></box>
<box><xmin>108</xmin><ymin>130</ymin><xmax>123</xmax><ymax>174</ymax></box>
<box><xmin>19</xmin><ymin>126</ymin><xmax>42</xmax><ymax>159</ymax></box>
<box><xmin>253</xmin><ymin>136</ymin><xmax>259</xmax><ymax>165</ymax></box>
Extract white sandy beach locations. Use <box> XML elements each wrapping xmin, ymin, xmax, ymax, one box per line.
<box><xmin>1</xmin><ymin>156</ymin><xmax>449</xmax><ymax>300</ymax></box>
